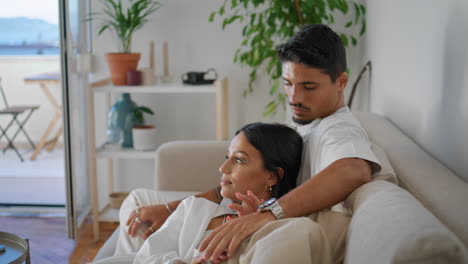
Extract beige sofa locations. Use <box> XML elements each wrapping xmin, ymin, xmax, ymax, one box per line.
<box><xmin>94</xmin><ymin>112</ymin><xmax>468</xmax><ymax>263</ymax></box>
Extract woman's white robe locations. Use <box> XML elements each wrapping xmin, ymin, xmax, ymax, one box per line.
<box><xmin>92</xmin><ymin>195</ymin><xmax>234</xmax><ymax>264</ymax></box>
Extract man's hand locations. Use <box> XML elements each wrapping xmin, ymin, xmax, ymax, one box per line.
<box><xmin>228</xmin><ymin>191</ymin><xmax>264</xmax><ymax>216</ymax></box>
<box><xmin>199</xmin><ymin>212</ymin><xmax>275</xmax><ymax>262</ymax></box>
<box><xmin>126</xmin><ymin>204</ymin><xmax>171</xmax><ymax>239</ymax></box>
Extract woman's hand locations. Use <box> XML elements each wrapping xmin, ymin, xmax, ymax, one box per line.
<box><xmin>126</xmin><ymin>204</ymin><xmax>171</xmax><ymax>239</ymax></box>
<box><xmin>190</xmin><ymin>256</ymin><xmax>205</xmax><ymax>264</ymax></box>
<box><xmin>190</xmin><ymin>255</ymin><xmax>227</xmax><ymax>264</ymax></box>
<box><xmin>228</xmin><ymin>190</ymin><xmax>264</xmax><ymax>216</ymax></box>
<box><xmin>199</xmin><ymin>212</ymin><xmax>275</xmax><ymax>262</ymax></box>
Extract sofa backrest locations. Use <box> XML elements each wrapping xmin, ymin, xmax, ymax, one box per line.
<box><xmin>155</xmin><ymin>140</ymin><xmax>230</xmax><ymax>192</ymax></box>
<box><xmin>355</xmin><ymin>112</ymin><xmax>468</xmax><ymax>249</ymax></box>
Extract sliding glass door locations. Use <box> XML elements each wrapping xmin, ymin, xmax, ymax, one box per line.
<box><xmin>59</xmin><ymin>0</ymin><xmax>92</xmax><ymax>239</ymax></box>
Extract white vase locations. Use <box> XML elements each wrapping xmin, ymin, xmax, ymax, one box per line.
<box><xmin>132</xmin><ymin>126</ymin><xmax>157</xmax><ymax>150</ymax></box>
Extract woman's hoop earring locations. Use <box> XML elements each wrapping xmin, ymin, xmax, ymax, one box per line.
<box><xmin>265</xmin><ymin>184</ymin><xmax>273</xmax><ymax>192</ymax></box>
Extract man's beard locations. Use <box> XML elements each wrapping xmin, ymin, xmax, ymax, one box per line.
<box><xmin>290</xmin><ymin>103</ymin><xmax>314</xmax><ymax>125</ymax></box>
<box><xmin>292</xmin><ymin>116</ymin><xmax>314</xmax><ymax>125</ymax></box>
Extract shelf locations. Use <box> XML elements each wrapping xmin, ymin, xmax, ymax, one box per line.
<box><xmin>96</xmin><ymin>144</ymin><xmax>158</xmax><ymax>159</ymax></box>
<box><xmin>88</xmin><ymin>77</ymin><xmax>229</xmax><ymax>239</ymax></box>
<box><xmin>93</xmin><ymin>82</ymin><xmax>216</xmax><ymax>94</ymax></box>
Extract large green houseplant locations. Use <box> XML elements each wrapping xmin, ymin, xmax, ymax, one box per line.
<box><xmin>209</xmin><ymin>0</ymin><xmax>366</xmax><ymax>116</ymax></box>
<box><xmin>91</xmin><ymin>0</ymin><xmax>162</xmax><ymax>85</ymax></box>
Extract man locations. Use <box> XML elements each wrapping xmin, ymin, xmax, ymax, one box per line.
<box><xmin>127</xmin><ymin>24</ymin><xmax>381</xmax><ymax>263</ymax></box>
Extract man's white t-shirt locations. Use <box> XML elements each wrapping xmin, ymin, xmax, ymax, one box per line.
<box><xmin>293</xmin><ymin>106</ymin><xmax>381</xmax><ymax>193</ymax></box>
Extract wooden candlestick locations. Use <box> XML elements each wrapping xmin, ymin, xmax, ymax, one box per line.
<box><xmin>163</xmin><ymin>41</ymin><xmax>169</xmax><ymax>77</ymax></box>
<box><xmin>150</xmin><ymin>41</ymin><xmax>155</xmax><ymax>70</ymax></box>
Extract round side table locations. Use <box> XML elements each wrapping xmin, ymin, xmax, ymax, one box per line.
<box><xmin>0</xmin><ymin>232</ymin><xmax>30</xmax><ymax>264</ymax></box>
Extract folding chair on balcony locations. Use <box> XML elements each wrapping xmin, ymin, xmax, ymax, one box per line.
<box><xmin>0</xmin><ymin>77</ymin><xmax>39</xmax><ymax>162</ymax></box>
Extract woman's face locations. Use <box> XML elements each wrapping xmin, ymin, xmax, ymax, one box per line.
<box><xmin>219</xmin><ymin>132</ymin><xmax>277</xmax><ymax>202</ymax></box>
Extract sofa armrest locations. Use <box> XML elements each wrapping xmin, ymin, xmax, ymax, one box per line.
<box><xmin>345</xmin><ymin>180</ymin><xmax>467</xmax><ymax>264</ymax></box>
<box><xmin>154</xmin><ymin>140</ymin><xmax>230</xmax><ymax>192</ymax></box>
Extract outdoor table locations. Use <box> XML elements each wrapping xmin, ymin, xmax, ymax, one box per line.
<box><xmin>24</xmin><ymin>73</ymin><xmax>62</xmax><ymax>160</ymax></box>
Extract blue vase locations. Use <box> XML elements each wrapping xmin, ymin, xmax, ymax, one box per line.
<box><xmin>108</xmin><ymin>93</ymin><xmax>141</xmax><ymax>148</ymax></box>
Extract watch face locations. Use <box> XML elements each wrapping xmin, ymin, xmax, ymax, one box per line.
<box><xmin>259</xmin><ymin>198</ymin><xmax>276</xmax><ymax>209</ymax></box>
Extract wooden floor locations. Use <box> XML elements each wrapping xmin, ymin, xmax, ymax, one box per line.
<box><xmin>0</xmin><ymin>216</ymin><xmax>118</xmax><ymax>263</ymax></box>
<box><xmin>69</xmin><ymin>219</ymin><xmax>119</xmax><ymax>263</ymax></box>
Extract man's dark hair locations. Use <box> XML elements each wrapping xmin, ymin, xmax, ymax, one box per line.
<box><xmin>235</xmin><ymin>122</ymin><xmax>302</xmax><ymax>198</ymax></box>
<box><xmin>277</xmin><ymin>24</ymin><xmax>347</xmax><ymax>82</ymax></box>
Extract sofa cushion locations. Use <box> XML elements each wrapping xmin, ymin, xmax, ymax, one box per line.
<box><xmin>345</xmin><ymin>180</ymin><xmax>467</xmax><ymax>264</ymax></box>
<box><xmin>370</xmin><ymin>142</ymin><xmax>398</xmax><ymax>184</ymax></box>
<box><xmin>355</xmin><ymin>112</ymin><xmax>468</xmax><ymax>248</ymax></box>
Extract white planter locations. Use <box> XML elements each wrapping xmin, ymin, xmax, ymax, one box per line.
<box><xmin>132</xmin><ymin>126</ymin><xmax>157</xmax><ymax>150</ymax></box>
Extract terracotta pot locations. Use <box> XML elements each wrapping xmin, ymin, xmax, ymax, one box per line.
<box><xmin>105</xmin><ymin>53</ymin><xmax>141</xmax><ymax>85</ymax></box>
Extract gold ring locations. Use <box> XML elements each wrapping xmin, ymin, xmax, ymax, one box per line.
<box><xmin>135</xmin><ymin>217</ymin><xmax>141</xmax><ymax>224</ymax></box>
<box><xmin>149</xmin><ymin>226</ymin><xmax>155</xmax><ymax>233</ymax></box>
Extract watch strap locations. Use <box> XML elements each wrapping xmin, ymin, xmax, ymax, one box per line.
<box><xmin>258</xmin><ymin>198</ymin><xmax>285</xmax><ymax>220</ymax></box>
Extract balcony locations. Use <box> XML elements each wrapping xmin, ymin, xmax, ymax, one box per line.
<box><xmin>0</xmin><ymin>55</ymin><xmax>65</xmax><ymax>206</ymax></box>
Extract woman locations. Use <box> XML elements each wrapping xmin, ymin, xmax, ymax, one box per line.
<box><xmin>92</xmin><ymin>122</ymin><xmax>303</xmax><ymax>264</ymax></box>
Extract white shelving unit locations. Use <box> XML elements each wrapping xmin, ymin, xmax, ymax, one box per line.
<box><xmin>87</xmin><ymin>78</ymin><xmax>229</xmax><ymax>239</ymax></box>
<box><xmin>96</xmin><ymin>144</ymin><xmax>158</xmax><ymax>159</ymax></box>
<box><xmin>94</xmin><ymin>83</ymin><xmax>217</xmax><ymax>94</ymax></box>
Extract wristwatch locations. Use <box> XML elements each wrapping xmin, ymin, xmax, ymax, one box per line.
<box><xmin>257</xmin><ymin>198</ymin><xmax>285</xmax><ymax>220</ymax></box>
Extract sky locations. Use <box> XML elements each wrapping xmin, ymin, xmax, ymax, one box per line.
<box><xmin>0</xmin><ymin>0</ymin><xmax>59</xmax><ymax>24</ymax></box>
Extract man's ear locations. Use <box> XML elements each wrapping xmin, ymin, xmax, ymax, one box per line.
<box><xmin>337</xmin><ymin>72</ymin><xmax>349</xmax><ymax>93</ymax></box>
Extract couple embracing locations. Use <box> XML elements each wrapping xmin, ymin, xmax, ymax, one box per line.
<box><xmin>92</xmin><ymin>24</ymin><xmax>381</xmax><ymax>264</ymax></box>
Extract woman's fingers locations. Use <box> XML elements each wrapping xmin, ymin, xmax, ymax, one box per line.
<box><xmin>228</xmin><ymin>203</ymin><xmax>245</xmax><ymax>215</ymax></box>
<box><xmin>234</xmin><ymin>191</ymin><xmax>261</xmax><ymax>216</ymax></box>
<box><xmin>142</xmin><ymin>224</ymin><xmax>157</xmax><ymax>240</ymax></box>
<box><xmin>126</xmin><ymin>212</ymin><xmax>139</xmax><ymax>236</ymax></box>
<box><xmin>127</xmin><ymin>204</ymin><xmax>172</xmax><ymax>238</ymax></box>
<box><xmin>199</xmin><ymin>220</ymin><xmax>232</xmax><ymax>255</ymax></box>
<box><xmin>229</xmin><ymin>191</ymin><xmax>264</xmax><ymax>216</ymax></box>
<box><xmin>190</xmin><ymin>256</ymin><xmax>205</xmax><ymax>264</ymax></box>
<box><xmin>236</xmin><ymin>192</ymin><xmax>255</xmax><ymax>209</ymax></box>
<box><xmin>128</xmin><ymin>215</ymin><xmax>143</xmax><ymax>237</ymax></box>
<box><xmin>206</xmin><ymin>229</ymin><xmax>233</xmax><ymax>262</ymax></box>
<box><xmin>247</xmin><ymin>190</ymin><xmax>263</xmax><ymax>206</ymax></box>
<box><xmin>126</xmin><ymin>210</ymin><xmax>137</xmax><ymax>226</ymax></box>
<box><xmin>201</xmin><ymin>212</ymin><xmax>275</xmax><ymax>261</ymax></box>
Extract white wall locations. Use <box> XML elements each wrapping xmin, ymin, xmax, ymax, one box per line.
<box><xmin>90</xmin><ymin>0</ymin><xmax>367</xmax><ymax>207</ymax></box>
<box><xmin>91</xmin><ymin>0</ymin><xmax>283</xmax><ymax>207</ymax></box>
<box><xmin>364</xmin><ymin>0</ymin><xmax>468</xmax><ymax>182</ymax></box>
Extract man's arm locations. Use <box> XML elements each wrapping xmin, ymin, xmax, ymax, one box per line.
<box><xmin>280</xmin><ymin>157</ymin><xmax>371</xmax><ymax>217</ymax></box>
<box><xmin>199</xmin><ymin>158</ymin><xmax>372</xmax><ymax>262</ymax></box>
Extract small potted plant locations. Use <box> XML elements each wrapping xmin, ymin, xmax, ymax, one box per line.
<box><xmin>91</xmin><ymin>0</ymin><xmax>162</xmax><ymax>85</ymax></box>
<box><xmin>131</xmin><ymin>105</ymin><xmax>157</xmax><ymax>150</ymax></box>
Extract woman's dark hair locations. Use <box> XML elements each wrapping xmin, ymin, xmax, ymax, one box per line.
<box><xmin>235</xmin><ymin>122</ymin><xmax>303</xmax><ymax>198</ymax></box>
<box><xmin>277</xmin><ymin>24</ymin><xmax>346</xmax><ymax>82</ymax></box>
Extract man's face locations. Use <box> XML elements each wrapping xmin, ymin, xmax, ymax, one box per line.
<box><xmin>282</xmin><ymin>61</ymin><xmax>348</xmax><ymax>125</ymax></box>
